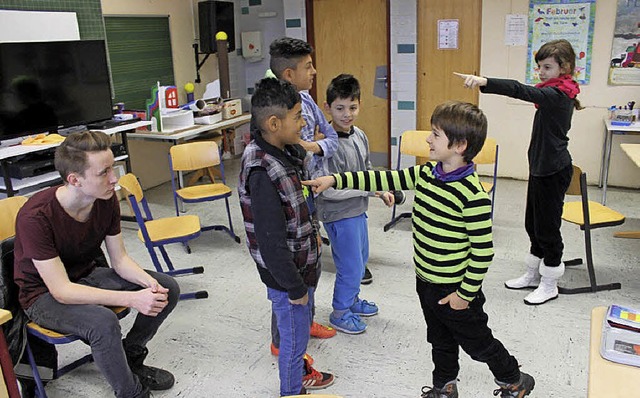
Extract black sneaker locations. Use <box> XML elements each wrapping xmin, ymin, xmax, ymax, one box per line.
<box><xmin>361</xmin><ymin>268</ymin><xmax>373</xmax><ymax>285</ymax></box>
<box><xmin>493</xmin><ymin>372</ymin><xmax>535</xmax><ymax>397</ymax></box>
<box><xmin>125</xmin><ymin>344</ymin><xmax>175</xmax><ymax>391</ymax></box>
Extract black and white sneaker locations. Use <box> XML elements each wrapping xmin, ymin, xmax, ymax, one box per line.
<box><xmin>361</xmin><ymin>268</ymin><xmax>373</xmax><ymax>285</ymax></box>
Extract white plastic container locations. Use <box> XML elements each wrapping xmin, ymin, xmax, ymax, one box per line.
<box><xmin>161</xmin><ymin>110</ymin><xmax>194</xmax><ymax>132</ymax></box>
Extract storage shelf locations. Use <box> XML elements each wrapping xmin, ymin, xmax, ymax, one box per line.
<box><xmin>0</xmin><ymin>170</ymin><xmax>61</xmax><ymax>192</ymax></box>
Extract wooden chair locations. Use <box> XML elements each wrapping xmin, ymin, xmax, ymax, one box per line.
<box><xmin>0</xmin><ymin>197</ymin><xmax>130</xmax><ymax>398</ymax></box>
<box><xmin>559</xmin><ymin>165</ymin><xmax>624</xmax><ymax>294</ymax></box>
<box><xmin>384</xmin><ymin>130</ymin><xmax>431</xmax><ymax>232</ymax></box>
<box><xmin>168</xmin><ymin>141</ymin><xmax>240</xmax><ymax>246</ymax></box>
<box><xmin>473</xmin><ymin>137</ymin><xmax>499</xmax><ymax>219</ymax></box>
<box><xmin>118</xmin><ymin>173</ymin><xmax>208</xmax><ymax>301</ymax></box>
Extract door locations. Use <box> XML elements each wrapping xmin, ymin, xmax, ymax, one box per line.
<box><xmin>308</xmin><ymin>0</ymin><xmax>390</xmax><ymax>167</ymax></box>
<box><xmin>417</xmin><ymin>0</ymin><xmax>482</xmax><ymax>129</ymax></box>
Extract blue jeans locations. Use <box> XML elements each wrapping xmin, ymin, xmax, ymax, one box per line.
<box><xmin>324</xmin><ymin>214</ymin><xmax>369</xmax><ymax>311</ymax></box>
<box><xmin>25</xmin><ymin>268</ymin><xmax>180</xmax><ymax>398</ymax></box>
<box><xmin>267</xmin><ymin>287</ymin><xmax>313</xmax><ymax>396</ymax></box>
<box><xmin>271</xmin><ymin>263</ymin><xmax>320</xmax><ymax>348</ymax></box>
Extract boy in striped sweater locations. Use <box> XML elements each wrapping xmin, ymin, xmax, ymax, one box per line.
<box><xmin>303</xmin><ymin>101</ymin><xmax>534</xmax><ymax>398</ymax></box>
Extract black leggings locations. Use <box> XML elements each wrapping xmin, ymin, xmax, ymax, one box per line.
<box><xmin>524</xmin><ymin>164</ymin><xmax>573</xmax><ymax>267</ymax></box>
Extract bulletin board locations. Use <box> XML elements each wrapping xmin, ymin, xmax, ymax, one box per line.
<box><xmin>526</xmin><ymin>0</ymin><xmax>596</xmax><ymax>84</ymax></box>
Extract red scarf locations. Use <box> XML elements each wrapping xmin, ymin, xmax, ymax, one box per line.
<box><xmin>534</xmin><ymin>74</ymin><xmax>580</xmax><ymax>108</ymax></box>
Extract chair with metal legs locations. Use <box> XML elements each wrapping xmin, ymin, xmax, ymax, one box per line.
<box><xmin>118</xmin><ymin>173</ymin><xmax>208</xmax><ymax>301</ymax></box>
<box><xmin>559</xmin><ymin>165</ymin><xmax>624</xmax><ymax>294</ymax></box>
<box><xmin>384</xmin><ymin>130</ymin><xmax>431</xmax><ymax>232</ymax></box>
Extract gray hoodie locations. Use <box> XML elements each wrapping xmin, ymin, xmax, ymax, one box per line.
<box><xmin>315</xmin><ymin>125</ymin><xmax>372</xmax><ymax>223</ymax></box>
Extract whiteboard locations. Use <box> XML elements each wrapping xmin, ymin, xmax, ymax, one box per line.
<box><xmin>0</xmin><ymin>10</ymin><xmax>80</xmax><ymax>43</ymax></box>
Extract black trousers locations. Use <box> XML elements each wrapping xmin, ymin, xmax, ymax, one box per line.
<box><xmin>525</xmin><ymin>164</ymin><xmax>573</xmax><ymax>267</ymax></box>
<box><xmin>416</xmin><ymin>278</ymin><xmax>520</xmax><ymax>388</ymax></box>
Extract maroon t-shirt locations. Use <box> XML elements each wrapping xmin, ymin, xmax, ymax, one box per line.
<box><xmin>13</xmin><ymin>186</ymin><xmax>121</xmax><ymax>310</ymax></box>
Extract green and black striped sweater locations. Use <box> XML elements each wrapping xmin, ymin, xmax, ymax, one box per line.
<box><xmin>333</xmin><ymin>162</ymin><xmax>493</xmax><ymax>301</ymax></box>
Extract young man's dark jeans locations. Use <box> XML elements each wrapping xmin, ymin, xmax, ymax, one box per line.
<box><xmin>416</xmin><ymin>278</ymin><xmax>520</xmax><ymax>388</ymax></box>
<box><xmin>25</xmin><ymin>268</ymin><xmax>180</xmax><ymax>398</ymax></box>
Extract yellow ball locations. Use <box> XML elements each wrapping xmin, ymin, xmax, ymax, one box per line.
<box><xmin>184</xmin><ymin>82</ymin><xmax>195</xmax><ymax>93</ymax></box>
<box><xmin>215</xmin><ymin>31</ymin><xmax>228</xmax><ymax>41</ymax></box>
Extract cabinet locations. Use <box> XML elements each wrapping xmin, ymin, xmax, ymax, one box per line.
<box><xmin>0</xmin><ymin>121</ymin><xmax>150</xmax><ymax>197</ymax></box>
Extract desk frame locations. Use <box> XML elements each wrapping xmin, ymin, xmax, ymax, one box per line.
<box><xmin>127</xmin><ymin>114</ymin><xmax>251</xmax><ymax>211</ymax></box>
<box><xmin>127</xmin><ymin>114</ymin><xmax>251</xmax><ymax>143</ymax></box>
<box><xmin>599</xmin><ymin>120</ymin><xmax>640</xmax><ymax>205</ymax></box>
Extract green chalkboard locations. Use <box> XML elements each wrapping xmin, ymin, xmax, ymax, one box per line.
<box><xmin>105</xmin><ymin>16</ymin><xmax>175</xmax><ymax>110</ymax></box>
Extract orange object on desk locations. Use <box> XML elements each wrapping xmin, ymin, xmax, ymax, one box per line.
<box><xmin>21</xmin><ymin>133</ymin><xmax>65</xmax><ymax>145</ymax></box>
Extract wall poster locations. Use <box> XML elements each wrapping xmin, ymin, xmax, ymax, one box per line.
<box><xmin>526</xmin><ymin>0</ymin><xmax>596</xmax><ymax>84</ymax></box>
<box><xmin>608</xmin><ymin>0</ymin><xmax>640</xmax><ymax>86</ymax></box>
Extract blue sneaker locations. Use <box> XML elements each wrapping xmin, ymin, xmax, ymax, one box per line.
<box><xmin>329</xmin><ymin>311</ymin><xmax>366</xmax><ymax>334</ymax></box>
<box><xmin>350</xmin><ymin>298</ymin><xmax>378</xmax><ymax>317</ymax></box>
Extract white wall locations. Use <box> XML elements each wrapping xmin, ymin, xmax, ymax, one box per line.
<box><xmin>124</xmin><ymin>0</ymin><xmax>636</xmax><ymax>188</ymax></box>
<box><xmin>480</xmin><ymin>0</ymin><xmax>640</xmax><ymax>187</ymax></box>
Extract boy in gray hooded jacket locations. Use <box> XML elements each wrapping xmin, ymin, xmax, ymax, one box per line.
<box><xmin>316</xmin><ymin>74</ymin><xmax>394</xmax><ymax>334</ymax></box>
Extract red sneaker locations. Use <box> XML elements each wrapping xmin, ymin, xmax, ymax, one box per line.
<box><xmin>302</xmin><ymin>359</ymin><xmax>334</xmax><ymax>390</ymax></box>
<box><xmin>310</xmin><ymin>322</ymin><xmax>337</xmax><ymax>339</ymax></box>
<box><xmin>270</xmin><ymin>343</ymin><xmax>314</xmax><ymax>365</ymax></box>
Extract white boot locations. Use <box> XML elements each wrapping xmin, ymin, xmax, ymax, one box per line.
<box><xmin>524</xmin><ymin>261</ymin><xmax>564</xmax><ymax>305</ymax></box>
<box><xmin>504</xmin><ymin>254</ymin><xmax>542</xmax><ymax>290</ymax></box>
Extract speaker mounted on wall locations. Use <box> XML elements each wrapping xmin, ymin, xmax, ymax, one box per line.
<box><xmin>198</xmin><ymin>0</ymin><xmax>235</xmax><ymax>54</ymax></box>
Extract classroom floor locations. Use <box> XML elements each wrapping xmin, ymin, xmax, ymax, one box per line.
<box><xmin>41</xmin><ymin>158</ymin><xmax>639</xmax><ymax>398</ymax></box>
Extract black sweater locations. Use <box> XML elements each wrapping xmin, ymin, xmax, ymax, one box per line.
<box><xmin>481</xmin><ymin>77</ymin><xmax>574</xmax><ymax>177</ymax></box>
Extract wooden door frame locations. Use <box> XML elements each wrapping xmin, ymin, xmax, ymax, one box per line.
<box><xmin>305</xmin><ymin>0</ymin><xmax>392</xmax><ymax>167</ymax></box>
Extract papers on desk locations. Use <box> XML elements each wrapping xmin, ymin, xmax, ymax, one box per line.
<box><xmin>601</xmin><ymin>304</ymin><xmax>640</xmax><ymax>367</ymax></box>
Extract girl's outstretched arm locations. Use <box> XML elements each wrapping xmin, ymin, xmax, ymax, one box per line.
<box><xmin>454</xmin><ymin>72</ymin><xmax>487</xmax><ymax>89</ymax></box>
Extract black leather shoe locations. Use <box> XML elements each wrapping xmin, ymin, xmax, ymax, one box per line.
<box><xmin>125</xmin><ymin>344</ymin><xmax>175</xmax><ymax>391</ymax></box>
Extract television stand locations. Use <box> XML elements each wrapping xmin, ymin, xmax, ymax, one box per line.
<box><xmin>0</xmin><ymin>120</ymin><xmax>151</xmax><ymax>197</ymax></box>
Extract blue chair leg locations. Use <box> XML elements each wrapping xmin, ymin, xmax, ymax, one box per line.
<box><xmin>179</xmin><ymin>291</ymin><xmax>209</xmax><ymax>300</ymax></box>
<box><xmin>224</xmin><ymin>198</ymin><xmax>241</xmax><ymax>244</ymax></box>
<box><xmin>25</xmin><ymin>342</ymin><xmax>47</xmax><ymax>398</ymax></box>
<box><xmin>152</xmin><ymin>245</ymin><xmax>208</xmax><ymax>301</ymax></box>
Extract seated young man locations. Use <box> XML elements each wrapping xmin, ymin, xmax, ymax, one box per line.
<box><xmin>13</xmin><ymin>131</ymin><xmax>179</xmax><ymax>398</ymax></box>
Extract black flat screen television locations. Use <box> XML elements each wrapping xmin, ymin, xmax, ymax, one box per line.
<box><xmin>0</xmin><ymin>40</ymin><xmax>113</xmax><ymax>143</ymax></box>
